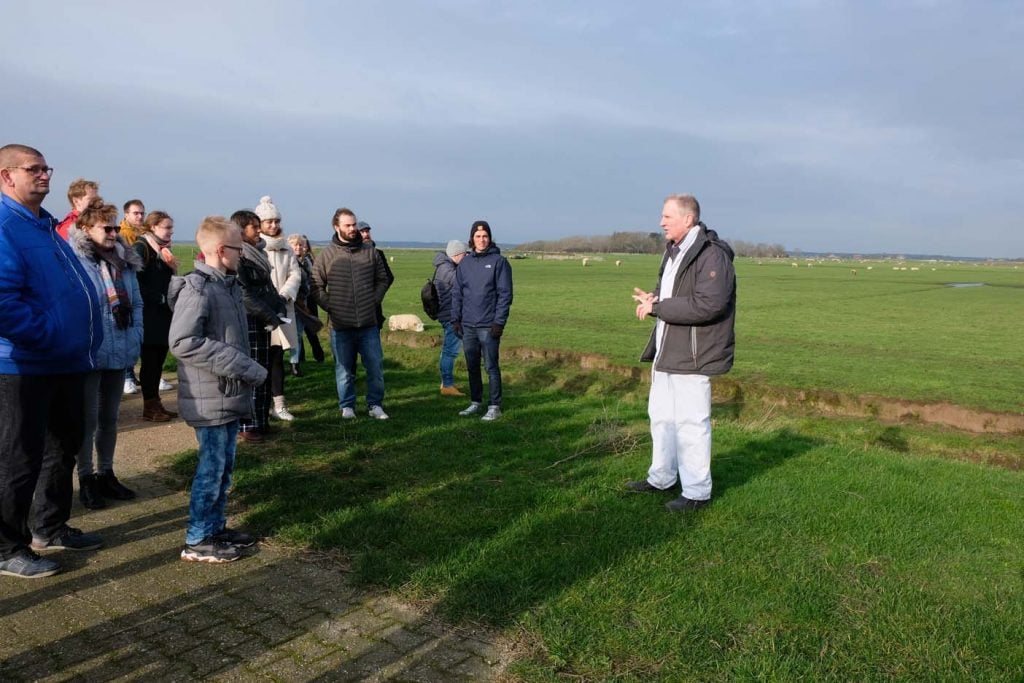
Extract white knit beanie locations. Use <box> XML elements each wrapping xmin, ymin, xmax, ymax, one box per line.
<box><xmin>254</xmin><ymin>196</ymin><xmax>281</xmax><ymax>221</ymax></box>
<box><xmin>446</xmin><ymin>239</ymin><xmax>467</xmax><ymax>258</ymax></box>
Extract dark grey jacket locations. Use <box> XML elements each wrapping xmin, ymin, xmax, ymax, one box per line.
<box><xmin>432</xmin><ymin>251</ymin><xmax>458</xmax><ymax>323</ymax></box>
<box><xmin>167</xmin><ymin>263</ymin><xmax>268</xmax><ymax>427</ymax></box>
<box><xmin>640</xmin><ymin>226</ymin><xmax>736</xmax><ymax>376</ymax></box>
<box><xmin>311</xmin><ymin>234</ymin><xmax>391</xmax><ymax>330</ymax></box>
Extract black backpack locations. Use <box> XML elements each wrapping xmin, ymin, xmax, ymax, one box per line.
<box><xmin>420</xmin><ymin>266</ymin><xmax>440</xmax><ymax>320</ymax></box>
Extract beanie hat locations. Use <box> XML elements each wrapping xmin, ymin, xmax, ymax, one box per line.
<box><xmin>470</xmin><ymin>219</ymin><xmax>492</xmax><ymax>242</ymax></box>
<box><xmin>446</xmin><ymin>239</ymin><xmax>467</xmax><ymax>258</ymax></box>
<box><xmin>254</xmin><ymin>196</ymin><xmax>281</xmax><ymax>221</ymax></box>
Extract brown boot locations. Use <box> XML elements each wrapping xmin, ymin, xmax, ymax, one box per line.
<box><xmin>143</xmin><ymin>398</ymin><xmax>173</xmax><ymax>422</ymax></box>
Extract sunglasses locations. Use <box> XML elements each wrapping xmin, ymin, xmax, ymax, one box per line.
<box><xmin>102</xmin><ymin>225</ymin><xmax>121</xmax><ymax>234</ymax></box>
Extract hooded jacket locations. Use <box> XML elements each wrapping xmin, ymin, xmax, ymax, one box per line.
<box><xmin>167</xmin><ymin>262</ymin><xmax>268</xmax><ymax>427</ymax></box>
<box><xmin>432</xmin><ymin>251</ymin><xmax>459</xmax><ymax>323</ymax></box>
<box><xmin>0</xmin><ymin>194</ymin><xmax>102</xmax><ymax>374</ymax></box>
<box><xmin>69</xmin><ymin>228</ymin><xmax>144</xmax><ymax>370</ymax></box>
<box><xmin>311</xmin><ymin>232</ymin><xmax>391</xmax><ymax>330</ymax></box>
<box><xmin>451</xmin><ymin>243</ymin><xmax>513</xmax><ymax>328</ymax></box>
<box><xmin>640</xmin><ymin>226</ymin><xmax>736</xmax><ymax>376</ymax></box>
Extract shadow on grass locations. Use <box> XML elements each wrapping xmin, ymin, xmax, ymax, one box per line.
<box><xmin>194</xmin><ymin>346</ymin><xmax>818</xmax><ymax>626</ymax></box>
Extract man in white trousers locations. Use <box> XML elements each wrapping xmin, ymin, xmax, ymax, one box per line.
<box><xmin>628</xmin><ymin>194</ymin><xmax>736</xmax><ymax>512</ymax></box>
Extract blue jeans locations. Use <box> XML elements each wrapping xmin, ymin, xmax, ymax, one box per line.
<box><xmin>439</xmin><ymin>321</ymin><xmax>462</xmax><ymax>387</ymax></box>
<box><xmin>463</xmin><ymin>326</ymin><xmax>502</xmax><ymax>407</ymax></box>
<box><xmin>290</xmin><ymin>317</ymin><xmax>304</xmax><ymax>365</ymax></box>
<box><xmin>330</xmin><ymin>327</ymin><xmax>385</xmax><ymax>409</ymax></box>
<box><xmin>187</xmin><ymin>421</ymin><xmax>238</xmax><ymax>545</ymax></box>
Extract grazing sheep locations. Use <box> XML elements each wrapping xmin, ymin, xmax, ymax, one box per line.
<box><xmin>387</xmin><ymin>314</ymin><xmax>425</xmax><ymax>332</ymax></box>
<box><xmin>867</xmin><ymin>266</ymin><xmax>873</xmax><ymax>270</ymax></box>
<box><xmin>389</xmin><ymin>256</ymin><xmax>394</xmax><ymax>263</ymax></box>
<box><xmin>851</xmin><ymin>269</ymin><xmax>858</xmax><ymax>276</ymax></box>
<box><xmin>615</xmin><ymin>260</ymin><xmax>622</xmax><ymax>266</ymax></box>
<box><xmin>910</xmin><ymin>267</ymin><xmax>919</xmax><ymax>271</ymax></box>
<box><xmin>792</xmin><ymin>263</ymin><xmax>799</xmax><ymax>267</ymax></box>
<box><xmin>582</xmin><ymin>257</ymin><xmax>589</xmax><ymax>267</ymax></box>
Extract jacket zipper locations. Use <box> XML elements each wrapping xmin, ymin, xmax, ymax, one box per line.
<box><xmin>690</xmin><ymin>327</ymin><xmax>698</xmax><ymax>369</ymax></box>
<box><xmin>50</xmin><ymin>227</ymin><xmax>97</xmax><ymax>369</ymax></box>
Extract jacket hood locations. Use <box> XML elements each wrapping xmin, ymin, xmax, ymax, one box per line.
<box><xmin>433</xmin><ymin>251</ymin><xmax>452</xmax><ymax>267</ymax></box>
<box><xmin>68</xmin><ymin>226</ymin><xmax>144</xmax><ymax>271</ymax></box>
<box><xmin>702</xmin><ymin>226</ymin><xmax>735</xmax><ymax>261</ymax></box>
<box><xmin>168</xmin><ymin>262</ymin><xmax>232</xmax><ymax>311</ymax></box>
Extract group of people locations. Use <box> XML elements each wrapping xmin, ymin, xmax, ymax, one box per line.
<box><xmin>1</xmin><ymin>141</ymin><xmax>735</xmax><ymax>578</ymax></box>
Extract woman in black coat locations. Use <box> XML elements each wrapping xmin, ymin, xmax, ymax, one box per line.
<box><xmin>133</xmin><ymin>211</ymin><xmax>178</xmax><ymax>421</ymax></box>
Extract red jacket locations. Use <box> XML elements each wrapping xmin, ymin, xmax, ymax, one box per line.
<box><xmin>56</xmin><ymin>210</ymin><xmax>79</xmax><ymax>240</ymax></box>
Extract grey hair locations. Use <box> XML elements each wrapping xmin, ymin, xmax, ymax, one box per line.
<box><xmin>664</xmin><ymin>193</ymin><xmax>700</xmax><ymax>221</ymax></box>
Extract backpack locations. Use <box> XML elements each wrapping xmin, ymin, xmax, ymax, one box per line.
<box><xmin>420</xmin><ymin>267</ymin><xmax>440</xmax><ymax>320</ymax></box>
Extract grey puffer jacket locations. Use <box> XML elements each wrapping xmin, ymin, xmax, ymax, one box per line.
<box><xmin>311</xmin><ymin>233</ymin><xmax>391</xmax><ymax>330</ymax></box>
<box><xmin>167</xmin><ymin>262</ymin><xmax>268</xmax><ymax>427</ymax></box>
<box><xmin>640</xmin><ymin>226</ymin><xmax>736</xmax><ymax>376</ymax></box>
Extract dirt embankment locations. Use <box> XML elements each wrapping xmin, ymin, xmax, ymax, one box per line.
<box><xmin>387</xmin><ymin>332</ymin><xmax>1024</xmax><ymax>435</ymax></box>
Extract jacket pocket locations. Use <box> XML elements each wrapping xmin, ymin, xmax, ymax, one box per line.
<box><xmin>218</xmin><ymin>376</ymin><xmax>245</xmax><ymax>398</ymax></box>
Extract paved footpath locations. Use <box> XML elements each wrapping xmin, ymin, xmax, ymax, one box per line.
<box><xmin>1</xmin><ymin>388</ymin><xmax>510</xmax><ymax>682</ymax></box>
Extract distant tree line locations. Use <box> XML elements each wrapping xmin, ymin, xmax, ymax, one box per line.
<box><xmin>517</xmin><ymin>231</ymin><xmax>787</xmax><ymax>257</ymax></box>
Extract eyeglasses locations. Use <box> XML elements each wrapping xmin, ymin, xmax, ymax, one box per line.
<box><xmin>102</xmin><ymin>225</ymin><xmax>121</xmax><ymax>234</ymax></box>
<box><xmin>221</xmin><ymin>245</ymin><xmax>244</xmax><ymax>254</ymax></box>
<box><xmin>5</xmin><ymin>165</ymin><xmax>55</xmax><ymax>177</ymax></box>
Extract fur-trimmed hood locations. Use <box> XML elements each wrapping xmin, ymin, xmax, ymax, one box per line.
<box><xmin>68</xmin><ymin>227</ymin><xmax>144</xmax><ymax>272</ymax></box>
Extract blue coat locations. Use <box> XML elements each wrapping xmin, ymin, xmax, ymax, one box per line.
<box><xmin>0</xmin><ymin>194</ymin><xmax>102</xmax><ymax>374</ymax></box>
<box><xmin>451</xmin><ymin>243</ymin><xmax>513</xmax><ymax>328</ymax></box>
<box><xmin>69</xmin><ymin>228</ymin><xmax>144</xmax><ymax>371</ymax></box>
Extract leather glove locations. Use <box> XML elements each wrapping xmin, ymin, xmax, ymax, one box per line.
<box><xmin>490</xmin><ymin>324</ymin><xmax>504</xmax><ymax>339</ymax></box>
<box><xmin>453</xmin><ymin>322</ymin><xmax>463</xmax><ymax>338</ymax></box>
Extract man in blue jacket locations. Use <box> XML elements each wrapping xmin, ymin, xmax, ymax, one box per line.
<box><xmin>0</xmin><ymin>144</ymin><xmax>105</xmax><ymax>579</ymax></box>
<box><xmin>451</xmin><ymin>220</ymin><xmax>513</xmax><ymax>421</ymax></box>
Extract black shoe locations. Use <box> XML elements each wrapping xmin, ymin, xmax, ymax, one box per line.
<box><xmin>625</xmin><ymin>479</ymin><xmax>677</xmax><ymax>493</ymax></box>
<box><xmin>31</xmin><ymin>526</ymin><xmax>103</xmax><ymax>551</ymax></box>
<box><xmin>212</xmin><ymin>527</ymin><xmax>258</xmax><ymax>548</ymax></box>
<box><xmin>98</xmin><ymin>471</ymin><xmax>135</xmax><ymax>500</ymax></box>
<box><xmin>181</xmin><ymin>537</ymin><xmax>242</xmax><ymax>563</ymax></box>
<box><xmin>290</xmin><ymin>364</ymin><xmax>303</xmax><ymax>377</ymax></box>
<box><xmin>665</xmin><ymin>496</ymin><xmax>711</xmax><ymax>512</ymax></box>
<box><xmin>79</xmin><ymin>475</ymin><xmax>107</xmax><ymax>510</ymax></box>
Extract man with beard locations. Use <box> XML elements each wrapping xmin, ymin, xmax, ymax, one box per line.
<box><xmin>312</xmin><ymin>208</ymin><xmax>392</xmax><ymax>420</ymax></box>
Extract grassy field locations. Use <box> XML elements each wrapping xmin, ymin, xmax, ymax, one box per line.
<box><xmin>170</xmin><ymin>343</ymin><xmax>1024</xmax><ymax>680</ymax></box>
<box><xmin>370</xmin><ymin>250</ymin><xmax>1023</xmax><ymax>414</ymax></box>
<box><xmin>165</xmin><ymin>245</ymin><xmax>1023</xmax><ymax>678</ymax></box>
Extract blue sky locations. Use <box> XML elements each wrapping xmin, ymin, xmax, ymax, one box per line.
<box><xmin>5</xmin><ymin>1</ymin><xmax>1021</xmax><ymax>257</ymax></box>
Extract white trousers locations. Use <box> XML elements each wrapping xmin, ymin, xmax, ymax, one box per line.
<box><xmin>647</xmin><ymin>371</ymin><xmax>712</xmax><ymax>500</ymax></box>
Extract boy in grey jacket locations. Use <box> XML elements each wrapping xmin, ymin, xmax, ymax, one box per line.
<box><xmin>168</xmin><ymin>217</ymin><xmax>268</xmax><ymax>563</ymax></box>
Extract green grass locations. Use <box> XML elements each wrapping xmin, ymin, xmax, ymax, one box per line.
<box><xmin>169</xmin><ymin>246</ymin><xmax>1023</xmax><ymax>412</ymax></box>
<box><xmin>171</xmin><ymin>342</ymin><xmax>1024</xmax><ymax>680</ymax></box>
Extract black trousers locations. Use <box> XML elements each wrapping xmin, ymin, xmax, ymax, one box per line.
<box><xmin>240</xmin><ymin>321</ymin><xmax>271</xmax><ymax>434</ymax></box>
<box><xmin>0</xmin><ymin>373</ymin><xmax>85</xmax><ymax>557</ymax></box>
<box><xmin>269</xmin><ymin>345</ymin><xmax>285</xmax><ymax>397</ymax></box>
<box><xmin>139</xmin><ymin>343</ymin><xmax>169</xmax><ymax>401</ymax></box>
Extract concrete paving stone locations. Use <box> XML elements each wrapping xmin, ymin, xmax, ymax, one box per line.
<box><xmin>223</xmin><ymin>606</ymin><xmax>276</xmax><ymax>628</ymax></box>
<box><xmin>154</xmin><ymin>629</ymin><xmax>206</xmax><ymax>657</ymax></box>
<box><xmin>178</xmin><ymin>642</ymin><xmax>244</xmax><ymax>679</ymax></box>
<box><xmin>451</xmin><ymin>634</ymin><xmax>503</xmax><ymax>661</ymax></box>
<box><xmin>280</xmin><ymin>631</ymin><xmax>344</xmax><ymax>663</ymax></box>
<box><xmin>393</xmin><ymin>663</ymin><xmax>452</xmax><ymax>683</ymax></box>
<box><xmin>345</xmin><ymin>640</ymin><xmax>406</xmax><ymax>677</ymax></box>
<box><xmin>380</xmin><ymin>624</ymin><xmax>435</xmax><ymax>652</ymax></box>
<box><xmin>453</xmin><ymin>654</ymin><xmax>504</xmax><ymax>679</ymax></box>
<box><xmin>412</xmin><ymin>639</ymin><xmax>473</xmax><ymax>671</ymax></box>
<box><xmin>329</xmin><ymin>609</ymin><xmax>394</xmax><ymax>637</ymax></box>
<box><xmin>249</xmin><ymin>614</ymin><xmax>306</xmax><ymax>647</ymax></box>
<box><xmin>328</xmin><ymin>630</ymin><xmax>378</xmax><ymax>659</ymax></box>
<box><xmin>260</xmin><ymin>654</ymin><xmax>318</xmax><ymax>682</ymax></box>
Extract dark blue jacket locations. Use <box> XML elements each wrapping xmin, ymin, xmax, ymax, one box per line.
<box><xmin>0</xmin><ymin>194</ymin><xmax>103</xmax><ymax>374</ymax></box>
<box><xmin>451</xmin><ymin>244</ymin><xmax>513</xmax><ymax>328</ymax></box>
<box><xmin>432</xmin><ymin>251</ymin><xmax>458</xmax><ymax>323</ymax></box>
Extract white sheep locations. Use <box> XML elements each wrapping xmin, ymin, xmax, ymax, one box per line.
<box><xmin>582</xmin><ymin>257</ymin><xmax>589</xmax><ymax>267</ymax></box>
<box><xmin>615</xmin><ymin>260</ymin><xmax>622</xmax><ymax>267</ymax></box>
<box><xmin>387</xmin><ymin>314</ymin><xmax>425</xmax><ymax>332</ymax></box>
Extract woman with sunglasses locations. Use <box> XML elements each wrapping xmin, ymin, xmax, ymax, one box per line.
<box><xmin>133</xmin><ymin>211</ymin><xmax>179</xmax><ymax>421</ymax></box>
<box><xmin>68</xmin><ymin>198</ymin><xmax>143</xmax><ymax>508</ymax></box>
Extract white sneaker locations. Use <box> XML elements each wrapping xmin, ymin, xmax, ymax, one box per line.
<box><xmin>459</xmin><ymin>402</ymin><xmax>481</xmax><ymax>416</ymax></box>
<box><xmin>159</xmin><ymin>378</ymin><xmax>174</xmax><ymax>391</ymax></box>
<box><xmin>273</xmin><ymin>407</ymin><xmax>295</xmax><ymax>421</ymax></box>
<box><xmin>368</xmin><ymin>405</ymin><xmax>389</xmax><ymax>420</ymax></box>
<box><xmin>123</xmin><ymin>378</ymin><xmax>138</xmax><ymax>395</ymax></box>
<box><xmin>341</xmin><ymin>407</ymin><xmax>356</xmax><ymax>419</ymax></box>
<box><xmin>481</xmin><ymin>405</ymin><xmax>502</xmax><ymax>421</ymax></box>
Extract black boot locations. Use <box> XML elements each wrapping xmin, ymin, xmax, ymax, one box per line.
<box><xmin>79</xmin><ymin>475</ymin><xmax>106</xmax><ymax>510</ymax></box>
<box><xmin>98</xmin><ymin>471</ymin><xmax>136</xmax><ymax>500</ymax></box>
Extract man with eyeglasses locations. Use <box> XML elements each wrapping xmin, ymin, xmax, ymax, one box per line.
<box><xmin>0</xmin><ymin>144</ymin><xmax>105</xmax><ymax>579</ymax></box>
<box><xmin>119</xmin><ymin>199</ymin><xmax>146</xmax><ymax>245</ymax></box>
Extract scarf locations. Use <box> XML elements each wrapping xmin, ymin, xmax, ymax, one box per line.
<box><xmin>119</xmin><ymin>218</ymin><xmax>140</xmax><ymax>245</ymax></box>
<box><xmin>95</xmin><ymin>247</ymin><xmax>132</xmax><ymax>329</ymax></box>
<box><xmin>261</xmin><ymin>232</ymin><xmax>290</xmax><ymax>252</ymax></box>
<box><xmin>142</xmin><ymin>232</ymin><xmax>178</xmax><ymax>273</ymax></box>
<box><xmin>242</xmin><ymin>238</ymin><xmax>272</xmax><ymax>275</ymax></box>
